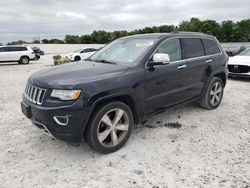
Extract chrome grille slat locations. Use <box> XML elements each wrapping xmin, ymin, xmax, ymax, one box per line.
<box><xmin>32</xmin><ymin>87</ymin><xmax>38</xmax><ymax>103</ymax></box>
<box><xmin>24</xmin><ymin>84</ymin><xmax>46</xmax><ymax>105</ymax></box>
<box><xmin>28</xmin><ymin>85</ymin><xmax>32</xmax><ymax>99</ymax></box>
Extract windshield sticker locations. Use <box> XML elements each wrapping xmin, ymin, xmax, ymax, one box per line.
<box><xmin>136</xmin><ymin>41</ymin><xmax>154</xmax><ymax>47</ymax></box>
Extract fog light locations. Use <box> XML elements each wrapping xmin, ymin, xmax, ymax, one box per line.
<box><xmin>53</xmin><ymin>116</ymin><xmax>69</xmax><ymax>126</ymax></box>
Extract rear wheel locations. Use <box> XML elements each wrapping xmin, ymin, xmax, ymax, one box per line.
<box><xmin>200</xmin><ymin>77</ymin><xmax>224</xmax><ymax>110</ymax></box>
<box><xmin>19</xmin><ymin>56</ymin><xmax>30</xmax><ymax>64</ymax></box>
<box><xmin>85</xmin><ymin>101</ymin><xmax>133</xmax><ymax>154</ymax></box>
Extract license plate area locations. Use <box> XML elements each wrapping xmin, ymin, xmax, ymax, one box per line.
<box><xmin>21</xmin><ymin>102</ymin><xmax>32</xmax><ymax>118</ymax></box>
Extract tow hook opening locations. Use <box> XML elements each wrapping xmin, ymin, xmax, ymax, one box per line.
<box><xmin>53</xmin><ymin>116</ymin><xmax>69</xmax><ymax>126</ymax></box>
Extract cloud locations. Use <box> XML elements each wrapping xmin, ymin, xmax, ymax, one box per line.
<box><xmin>0</xmin><ymin>0</ymin><xmax>249</xmax><ymax>43</ymax></box>
<box><xmin>56</xmin><ymin>12</ymin><xmax>86</xmax><ymax>20</ymax></box>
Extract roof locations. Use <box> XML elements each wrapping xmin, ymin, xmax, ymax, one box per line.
<box><xmin>123</xmin><ymin>31</ymin><xmax>213</xmax><ymax>39</ymax></box>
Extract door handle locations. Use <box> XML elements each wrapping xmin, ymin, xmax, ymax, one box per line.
<box><xmin>177</xmin><ymin>65</ymin><xmax>187</xmax><ymax>69</ymax></box>
<box><xmin>206</xmin><ymin>59</ymin><xmax>213</xmax><ymax>63</ymax></box>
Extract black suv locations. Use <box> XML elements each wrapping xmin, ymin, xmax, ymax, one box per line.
<box><xmin>21</xmin><ymin>32</ymin><xmax>228</xmax><ymax>153</ymax></box>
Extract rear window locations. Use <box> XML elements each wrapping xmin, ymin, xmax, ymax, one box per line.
<box><xmin>202</xmin><ymin>39</ymin><xmax>221</xmax><ymax>55</ymax></box>
<box><xmin>183</xmin><ymin>38</ymin><xmax>205</xmax><ymax>59</ymax></box>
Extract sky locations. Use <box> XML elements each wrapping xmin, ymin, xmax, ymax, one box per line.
<box><xmin>0</xmin><ymin>0</ymin><xmax>250</xmax><ymax>44</ymax></box>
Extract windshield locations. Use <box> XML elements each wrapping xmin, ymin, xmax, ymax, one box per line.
<box><xmin>89</xmin><ymin>38</ymin><xmax>156</xmax><ymax>65</ymax></box>
<box><xmin>239</xmin><ymin>49</ymin><xmax>250</xmax><ymax>56</ymax></box>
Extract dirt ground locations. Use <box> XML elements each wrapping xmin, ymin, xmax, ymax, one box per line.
<box><xmin>0</xmin><ymin>55</ymin><xmax>249</xmax><ymax>188</ymax></box>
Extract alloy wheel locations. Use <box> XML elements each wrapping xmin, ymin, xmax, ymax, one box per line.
<box><xmin>210</xmin><ymin>81</ymin><xmax>223</xmax><ymax>106</ymax></box>
<box><xmin>97</xmin><ymin>108</ymin><xmax>129</xmax><ymax>147</ymax></box>
<box><xmin>22</xmin><ymin>57</ymin><xmax>29</xmax><ymax>64</ymax></box>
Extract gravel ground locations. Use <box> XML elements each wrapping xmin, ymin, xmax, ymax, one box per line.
<box><xmin>0</xmin><ymin>55</ymin><xmax>250</xmax><ymax>188</ymax></box>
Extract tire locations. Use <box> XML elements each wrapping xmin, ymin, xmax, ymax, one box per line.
<box><xmin>19</xmin><ymin>56</ymin><xmax>30</xmax><ymax>64</ymax></box>
<box><xmin>199</xmin><ymin>77</ymin><xmax>224</xmax><ymax>110</ymax></box>
<box><xmin>85</xmin><ymin>101</ymin><xmax>133</xmax><ymax>154</ymax></box>
<box><xmin>74</xmin><ymin>56</ymin><xmax>81</xmax><ymax>61</ymax></box>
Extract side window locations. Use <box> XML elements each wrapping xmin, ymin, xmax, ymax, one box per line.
<box><xmin>155</xmin><ymin>38</ymin><xmax>182</xmax><ymax>62</ymax></box>
<box><xmin>0</xmin><ymin>48</ymin><xmax>4</xmax><ymax>52</ymax></box>
<box><xmin>4</xmin><ymin>47</ymin><xmax>12</xmax><ymax>52</ymax></box>
<box><xmin>20</xmin><ymin>47</ymin><xmax>27</xmax><ymax>51</ymax></box>
<box><xmin>183</xmin><ymin>38</ymin><xmax>205</xmax><ymax>59</ymax></box>
<box><xmin>202</xmin><ymin>39</ymin><xmax>221</xmax><ymax>55</ymax></box>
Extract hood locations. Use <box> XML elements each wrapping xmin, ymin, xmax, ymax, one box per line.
<box><xmin>65</xmin><ymin>52</ymin><xmax>76</xmax><ymax>57</ymax></box>
<box><xmin>29</xmin><ymin>61</ymin><xmax>129</xmax><ymax>89</ymax></box>
<box><xmin>228</xmin><ymin>56</ymin><xmax>250</xmax><ymax>66</ymax></box>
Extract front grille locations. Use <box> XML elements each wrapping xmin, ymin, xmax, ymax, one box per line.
<box><xmin>24</xmin><ymin>84</ymin><xmax>46</xmax><ymax>105</ymax></box>
<box><xmin>228</xmin><ymin>65</ymin><xmax>250</xmax><ymax>73</ymax></box>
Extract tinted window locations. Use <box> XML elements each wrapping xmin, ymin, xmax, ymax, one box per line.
<box><xmin>4</xmin><ymin>47</ymin><xmax>27</xmax><ymax>51</ymax></box>
<box><xmin>4</xmin><ymin>47</ymin><xmax>17</xmax><ymax>51</ymax></box>
<box><xmin>183</xmin><ymin>38</ymin><xmax>205</xmax><ymax>58</ymax></box>
<box><xmin>202</xmin><ymin>39</ymin><xmax>221</xmax><ymax>55</ymax></box>
<box><xmin>155</xmin><ymin>38</ymin><xmax>182</xmax><ymax>62</ymax></box>
<box><xmin>0</xmin><ymin>47</ymin><xmax>4</xmax><ymax>52</ymax></box>
<box><xmin>19</xmin><ymin>47</ymin><xmax>27</xmax><ymax>51</ymax></box>
<box><xmin>4</xmin><ymin>47</ymin><xmax>12</xmax><ymax>52</ymax></box>
<box><xmin>81</xmin><ymin>48</ymin><xmax>96</xmax><ymax>53</ymax></box>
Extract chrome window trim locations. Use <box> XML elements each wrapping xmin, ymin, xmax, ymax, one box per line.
<box><xmin>145</xmin><ymin>36</ymin><xmax>223</xmax><ymax>68</ymax></box>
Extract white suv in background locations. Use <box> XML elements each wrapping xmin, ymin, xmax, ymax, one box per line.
<box><xmin>0</xmin><ymin>46</ymin><xmax>36</xmax><ymax>64</ymax></box>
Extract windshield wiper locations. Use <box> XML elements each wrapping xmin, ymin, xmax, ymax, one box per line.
<box><xmin>92</xmin><ymin>59</ymin><xmax>117</xmax><ymax>65</ymax></box>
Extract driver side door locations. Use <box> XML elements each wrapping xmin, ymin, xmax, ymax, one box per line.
<box><xmin>145</xmin><ymin>38</ymin><xmax>189</xmax><ymax>114</ymax></box>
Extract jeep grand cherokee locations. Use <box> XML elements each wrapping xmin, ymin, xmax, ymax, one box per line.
<box><xmin>21</xmin><ymin>32</ymin><xmax>228</xmax><ymax>153</ymax></box>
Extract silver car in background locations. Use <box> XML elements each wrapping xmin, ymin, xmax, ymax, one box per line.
<box><xmin>228</xmin><ymin>48</ymin><xmax>250</xmax><ymax>77</ymax></box>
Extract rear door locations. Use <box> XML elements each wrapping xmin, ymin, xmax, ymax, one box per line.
<box><xmin>4</xmin><ymin>47</ymin><xmax>20</xmax><ymax>61</ymax></box>
<box><xmin>182</xmin><ymin>38</ymin><xmax>210</xmax><ymax>99</ymax></box>
<box><xmin>145</xmin><ymin>38</ymin><xmax>189</xmax><ymax>114</ymax></box>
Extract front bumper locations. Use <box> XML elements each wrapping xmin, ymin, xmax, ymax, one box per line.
<box><xmin>228</xmin><ymin>64</ymin><xmax>250</xmax><ymax>77</ymax></box>
<box><xmin>21</xmin><ymin>96</ymin><xmax>87</xmax><ymax>143</ymax></box>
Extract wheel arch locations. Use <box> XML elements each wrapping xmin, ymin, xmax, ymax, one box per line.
<box><xmin>214</xmin><ymin>72</ymin><xmax>227</xmax><ymax>87</ymax></box>
<box><xmin>20</xmin><ymin>55</ymin><xmax>30</xmax><ymax>60</ymax></box>
<box><xmin>74</xmin><ymin>55</ymin><xmax>81</xmax><ymax>61</ymax></box>
<box><xmin>201</xmin><ymin>70</ymin><xmax>227</xmax><ymax>98</ymax></box>
<box><xmin>82</xmin><ymin>93</ymin><xmax>141</xmax><ymax>135</ymax></box>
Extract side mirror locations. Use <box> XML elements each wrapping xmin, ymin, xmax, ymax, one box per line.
<box><xmin>148</xmin><ymin>53</ymin><xmax>170</xmax><ymax>66</ymax></box>
<box><xmin>153</xmin><ymin>53</ymin><xmax>170</xmax><ymax>64</ymax></box>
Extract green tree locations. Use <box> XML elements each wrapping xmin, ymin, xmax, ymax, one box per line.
<box><xmin>234</xmin><ymin>19</ymin><xmax>250</xmax><ymax>42</ymax></box>
<box><xmin>65</xmin><ymin>35</ymin><xmax>80</xmax><ymax>44</ymax></box>
<box><xmin>42</xmin><ymin>39</ymin><xmax>49</xmax><ymax>44</ymax></box>
<box><xmin>221</xmin><ymin>20</ymin><xmax>234</xmax><ymax>42</ymax></box>
<box><xmin>201</xmin><ymin>20</ymin><xmax>221</xmax><ymax>40</ymax></box>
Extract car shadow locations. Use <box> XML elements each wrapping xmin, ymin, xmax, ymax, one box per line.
<box><xmin>228</xmin><ymin>77</ymin><xmax>250</xmax><ymax>82</ymax></box>
<box><xmin>0</xmin><ymin>63</ymin><xmax>34</xmax><ymax>66</ymax></box>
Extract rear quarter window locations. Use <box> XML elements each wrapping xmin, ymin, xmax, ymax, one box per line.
<box><xmin>202</xmin><ymin>39</ymin><xmax>221</xmax><ymax>55</ymax></box>
<box><xmin>20</xmin><ymin>47</ymin><xmax>28</xmax><ymax>51</ymax></box>
<box><xmin>183</xmin><ymin>38</ymin><xmax>205</xmax><ymax>59</ymax></box>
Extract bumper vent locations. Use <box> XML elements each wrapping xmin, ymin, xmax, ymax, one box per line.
<box><xmin>24</xmin><ymin>84</ymin><xmax>46</xmax><ymax>105</ymax></box>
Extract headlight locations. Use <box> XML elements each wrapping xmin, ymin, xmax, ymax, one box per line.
<box><xmin>51</xmin><ymin>89</ymin><xmax>81</xmax><ymax>101</ymax></box>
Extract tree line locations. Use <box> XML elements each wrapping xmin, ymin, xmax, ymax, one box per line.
<box><xmin>7</xmin><ymin>18</ymin><xmax>250</xmax><ymax>45</ymax></box>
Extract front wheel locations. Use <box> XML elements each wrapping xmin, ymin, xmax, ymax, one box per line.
<box><xmin>199</xmin><ymin>77</ymin><xmax>224</xmax><ymax>110</ymax></box>
<box><xmin>74</xmin><ymin>56</ymin><xmax>81</xmax><ymax>61</ymax></box>
<box><xmin>85</xmin><ymin>101</ymin><xmax>133</xmax><ymax>154</ymax></box>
